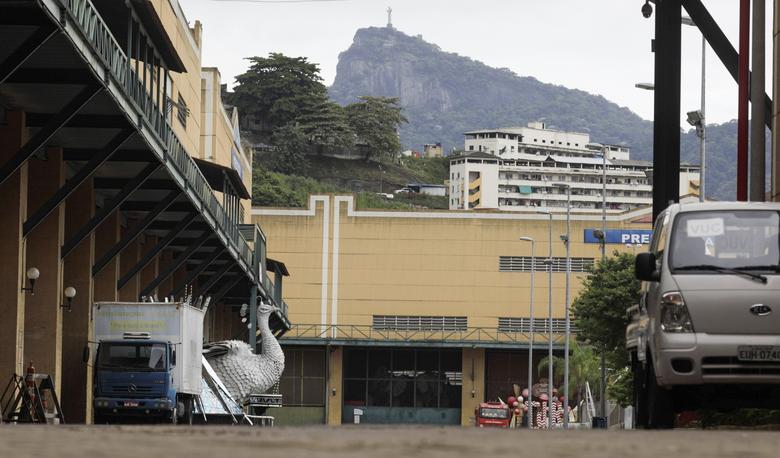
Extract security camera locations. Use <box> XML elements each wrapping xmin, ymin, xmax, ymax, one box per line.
<box><xmin>641</xmin><ymin>0</ymin><xmax>653</xmax><ymax>18</ymax></box>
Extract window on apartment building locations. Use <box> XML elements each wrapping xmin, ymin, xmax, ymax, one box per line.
<box><xmin>343</xmin><ymin>348</ymin><xmax>462</xmax><ymax>409</ymax></box>
<box><xmin>176</xmin><ymin>93</ymin><xmax>187</xmax><ymax>128</ymax></box>
<box><xmin>278</xmin><ymin>347</ymin><xmax>326</xmax><ymax>407</ymax></box>
<box><xmin>499</xmin><ymin>256</ymin><xmax>595</xmax><ymax>273</ymax></box>
<box><xmin>469</xmin><ymin>145</ymin><xmax>474</xmax><ymax>151</ymax></box>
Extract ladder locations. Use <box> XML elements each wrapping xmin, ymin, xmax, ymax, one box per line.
<box><xmin>1</xmin><ymin>373</ymin><xmax>65</xmax><ymax>424</ymax></box>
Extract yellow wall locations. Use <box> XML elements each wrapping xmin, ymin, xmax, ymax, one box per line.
<box><xmin>253</xmin><ymin>195</ymin><xmax>652</xmax><ymax>338</ymax></box>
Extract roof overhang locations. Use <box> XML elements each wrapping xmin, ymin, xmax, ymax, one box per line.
<box><xmin>193</xmin><ymin>158</ymin><xmax>250</xmax><ymax>199</ymax></box>
<box><xmin>266</xmin><ymin>258</ymin><xmax>290</xmax><ymax>276</ymax></box>
<box><xmin>93</xmin><ymin>0</ymin><xmax>187</xmax><ymax>73</ymax></box>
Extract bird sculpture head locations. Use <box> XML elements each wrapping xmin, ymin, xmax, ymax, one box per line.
<box><xmin>258</xmin><ymin>301</ymin><xmax>279</xmax><ymax>317</ymax></box>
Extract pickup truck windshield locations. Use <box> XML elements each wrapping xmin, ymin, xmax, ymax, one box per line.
<box><xmin>98</xmin><ymin>343</ymin><xmax>167</xmax><ymax>371</ymax></box>
<box><xmin>670</xmin><ymin>210</ymin><xmax>780</xmax><ymax>273</ymax></box>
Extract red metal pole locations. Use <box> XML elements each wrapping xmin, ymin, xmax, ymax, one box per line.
<box><xmin>737</xmin><ymin>0</ymin><xmax>750</xmax><ymax>201</ymax></box>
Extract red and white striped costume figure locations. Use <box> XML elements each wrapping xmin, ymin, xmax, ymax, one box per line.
<box><xmin>551</xmin><ymin>400</ymin><xmax>564</xmax><ymax>427</ymax></box>
<box><xmin>525</xmin><ymin>400</ymin><xmax>537</xmax><ymax>428</ymax></box>
<box><xmin>535</xmin><ymin>401</ymin><xmax>549</xmax><ymax>429</ymax></box>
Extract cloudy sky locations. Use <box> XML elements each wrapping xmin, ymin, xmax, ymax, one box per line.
<box><xmin>180</xmin><ymin>0</ymin><xmax>773</xmax><ymax>127</ymax></box>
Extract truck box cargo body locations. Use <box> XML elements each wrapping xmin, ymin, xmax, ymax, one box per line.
<box><xmin>92</xmin><ymin>302</ymin><xmax>204</xmax><ymax>424</ymax></box>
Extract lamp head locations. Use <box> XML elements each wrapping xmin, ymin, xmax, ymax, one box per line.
<box><xmin>641</xmin><ymin>0</ymin><xmax>653</xmax><ymax>18</ymax></box>
<box><xmin>26</xmin><ymin>267</ymin><xmax>40</xmax><ymax>281</ymax></box>
<box><xmin>519</xmin><ymin>236</ymin><xmax>534</xmax><ymax>242</ymax></box>
<box><xmin>686</xmin><ymin>110</ymin><xmax>703</xmax><ymax>127</ymax></box>
<box><xmin>62</xmin><ymin>286</ymin><xmax>76</xmax><ymax>312</ymax></box>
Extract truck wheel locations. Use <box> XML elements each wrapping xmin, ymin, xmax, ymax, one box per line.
<box><xmin>632</xmin><ymin>353</ymin><xmax>649</xmax><ymax>428</ymax></box>
<box><xmin>183</xmin><ymin>397</ymin><xmax>194</xmax><ymax>426</ymax></box>
<box><xmin>93</xmin><ymin>413</ymin><xmax>108</xmax><ymax>425</ymax></box>
<box><xmin>646</xmin><ymin>359</ymin><xmax>675</xmax><ymax>429</ymax></box>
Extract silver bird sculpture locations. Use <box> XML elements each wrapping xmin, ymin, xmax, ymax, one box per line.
<box><xmin>203</xmin><ymin>302</ymin><xmax>285</xmax><ymax>404</ymax></box>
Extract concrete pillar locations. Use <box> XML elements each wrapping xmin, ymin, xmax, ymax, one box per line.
<box><xmin>0</xmin><ymin>111</ymin><xmax>29</xmax><ymax>379</ymax></box>
<box><xmin>118</xmin><ymin>220</ymin><xmax>141</xmax><ymax>302</ymax></box>
<box><xmin>61</xmin><ymin>180</ymin><xmax>95</xmax><ymax>423</ymax></box>
<box><xmin>460</xmin><ymin>347</ymin><xmax>485</xmax><ymax>426</ymax></box>
<box><xmin>139</xmin><ymin>236</ymin><xmax>158</xmax><ymax>299</ymax></box>
<box><xmin>93</xmin><ymin>211</ymin><xmax>120</xmax><ymax>302</ymax></box>
<box><xmin>326</xmin><ymin>346</ymin><xmax>343</xmax><ymax>425</ymax></box>
<box><xmin>23</xmin><ymin>147</ymin><xmax>65</xmax><ymax>390</ymax></box>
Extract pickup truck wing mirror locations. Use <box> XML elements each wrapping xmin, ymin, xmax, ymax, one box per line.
<box><xmin>635</xmin><ymin>252</ymin><xmax>659</xmax><ymax>281</ymax></box>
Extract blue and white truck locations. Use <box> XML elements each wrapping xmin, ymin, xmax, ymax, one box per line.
<box><xmin>91</xmin><ymin>302</ymin><xmax>204</xmax><ymax>424</ymax></box>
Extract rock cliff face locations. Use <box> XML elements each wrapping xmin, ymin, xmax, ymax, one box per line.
<box><xmin>329</xmin><ymin>26</ymin><xmax>654</xmax><ymax>159</ymax></box>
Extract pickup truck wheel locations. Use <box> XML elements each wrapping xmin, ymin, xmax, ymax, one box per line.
<box><xmin>632</xmin><ymin>354</ymin><xmax>649</xmax><ymax>428</ymax></box>
<box><xmin>646</xmin><ymin>360</ymin><xmax>675</xmax><ymax>429</ymax></box>
<box><xmin>93</xmin><ymin>413</ymin><xmax>108</xmax><ymax>425</ymax></box>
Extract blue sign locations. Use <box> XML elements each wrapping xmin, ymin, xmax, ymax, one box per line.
<box><xmin>584</xmin><ymin>229</ymin><xmax>653</xmax><ymax>245</ymax></box>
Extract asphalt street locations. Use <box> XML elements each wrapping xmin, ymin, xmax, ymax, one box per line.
<box><xmin>0</xmin><ymin>426</ymin><xmax>778</xmax><ymax>458</ymax></box>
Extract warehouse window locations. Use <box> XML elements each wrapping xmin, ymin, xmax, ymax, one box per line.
<box><xmin>373</xmin><ymin>315</ymin><xmax>467</xmax><ymax>331</ymax></box>
<box><xmin>278</xmin><ymin>347</ymin><xmax>326</xmax><ymax>407</ymax></box>
<box><xmin>498</xmin><ymin>256</ymin><xmax>594</xmax><ymax>273</ymax></box>
<box><xmin>343</xmin><ymin>348</ymin><xmax>462</xmax><ymax>409</ymax></box>
<box><xmin>498</xmin><ymin>317</ymin><xmax>574</xmax><ymax>334</ymax></box>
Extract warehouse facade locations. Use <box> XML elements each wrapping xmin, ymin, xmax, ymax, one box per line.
<box><xmin>253</xmin><ymin>195</ymin><xmax>654</xmax><ymax>425</ymax></box>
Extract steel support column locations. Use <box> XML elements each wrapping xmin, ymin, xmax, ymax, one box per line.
<box><xmin>23</xmin><ymin>130</ymin><xmax>134</xmax><ymax>237</ymax></box>
<box><xmin>0</xmin><ymin>84</ymin><xmax>102</xmax><ymax>187</ymax></box>
<box><xmin>61</xmin><ymin>162</ymin><xmax>161</xmax><ymax>259</ymax></box>
<box><xmin>92</xmin><ymin>190</ymin><xmax>180</xmax><ymax>276</ymax></box>
<box><xmin>116</xmin><ymin>212</ymin><xmax>197</xmax><ymax>290</ymax></box>
<box><xmin>652</xmin><ymin>0</ymin><xmax>682</xmax><ymax>221</ymax></box>
<box><xmin>139</xmin><ymin>232</ymin><xmax>211</xmax><ymax>299</ymax></box>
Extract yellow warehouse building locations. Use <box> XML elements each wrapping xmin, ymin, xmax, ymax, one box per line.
<box><xmin>253</xmin><ymin>195</ymin><xmax>654</xmax><ymax>426</ymax></box>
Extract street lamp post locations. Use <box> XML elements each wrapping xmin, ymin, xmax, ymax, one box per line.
<box><xmin>536</xmin><ymin>210</ymin><xmax>553</xmax><ymax>429</ymax></box>
<box><xmin>553</xmin><ymin>183</ymin><xmax>571</xmax><ymax>429</ymax></box>
<box><xmin>519</xmin><ymin>236</ymin><xmax>535</xmax><ymax>430</ymax></box>
<box><xmin>682</xmin><ymin>15</ymin><xmax>706</xmax><ymax>202</ymax></box>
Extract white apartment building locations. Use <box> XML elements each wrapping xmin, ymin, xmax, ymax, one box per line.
<box><xmin>450</xmin><ymin>122</ymin><xmax>700</xmax><ymax>213</ymax></box>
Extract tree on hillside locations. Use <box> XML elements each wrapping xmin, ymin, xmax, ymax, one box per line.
<box><xmin>296</xmin><ymin>93</ymin><xmax>355</xmax><ymax>151</ymax></box>
<box><xmin>268</xmin><ymin>124</ymin><xmax>310</xmax><ymax>175</ymax></box>
<box><xmin>231</xmin><ymin>53</ymin><xmax>328</xmax><ymax>139</ymax></box>
<box><xmin>571</xmin><ymin>252</ymin><xmax>641</xmax><ymax>407</ymax></box>
<box><xmin>345</xmin><ymin>96</ymin><xmax>407</xmax><ymax>161</ymax></box>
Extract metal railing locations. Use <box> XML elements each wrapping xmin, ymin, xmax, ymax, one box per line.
<box><xmin>280</xmin><ymin>324</ymin><xmax>565</xmax><ymax>346</ymax></box>
<box><xmin>59</xmin><ymin>0</ymin><xmax>254</xmax><ymax>278</ymax></box>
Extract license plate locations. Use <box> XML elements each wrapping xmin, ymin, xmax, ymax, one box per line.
<box><xmin>737</xmin><ymin>346</ymin><xmax>780</xmax><ymax>362</ymax></box>
<box><xmin>124</xmin><ymin>401</ymin><xmax>139</xmax><ymax>407</ymax></box>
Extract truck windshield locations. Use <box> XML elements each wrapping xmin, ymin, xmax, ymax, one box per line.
<box><xmin>98</xmin><ymin>343</ymin><xmax>167</xmax><ymax>371</ymax></box>
<box><xmin>670</xmin><ymin>210</ymin><xmax>780</xmax><ymax>273</ymax></box>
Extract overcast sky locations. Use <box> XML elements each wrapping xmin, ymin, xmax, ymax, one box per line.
<box><xmin>180</xmin><ymin>0</ymin><xmax>774</xmax><ymax>127</ymax></box>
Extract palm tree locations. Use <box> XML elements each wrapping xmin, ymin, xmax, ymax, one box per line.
<box><xmin>538</xmin><ymin>340</ymin><xmax>601</xmax><ymax>414</ymax></box>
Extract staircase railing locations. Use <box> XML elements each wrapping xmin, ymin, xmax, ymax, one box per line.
<box><xmin>59</xmin><ymin>0</ymin><xmax>254</xmax><ymax>278</ymax></box>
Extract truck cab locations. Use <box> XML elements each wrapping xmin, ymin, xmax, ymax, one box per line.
<box><xmin>628</xmin><ymin>202</ymin><xmax>780</xmax><ymax>428</ymax></box>
<box><xmin>93</xmin><ymin>334</ymin><xmax>180</xmax><ymax>423</ymax></box>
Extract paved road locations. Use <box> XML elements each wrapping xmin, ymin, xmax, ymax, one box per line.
<box><xmin>1</xmin><ymin>426</ymin><xmax>778</xmax><ymax>458</ymax></box>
